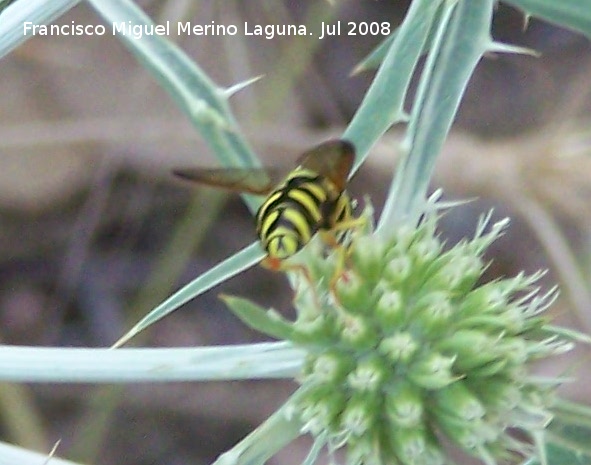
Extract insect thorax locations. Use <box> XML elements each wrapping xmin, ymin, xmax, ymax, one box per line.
<box><xmin>255</xmin><ymin>167</ymin><xmax>352</xmax><ymax>260</ymax></box>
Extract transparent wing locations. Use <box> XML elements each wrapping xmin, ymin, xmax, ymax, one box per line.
<box><xmin>172</xmin><ymin>167</ymin><xmax>280</xmax><ymax>195</ymax></box>
<box><xmin>173</xmin><ymin>139</ymin><xmax>355</xmax><ymax>195</ymax></box>
<box><xmin>297</xmin><ymin>139</ymin><xmax>355</xmax><ymax>191</ymax></box>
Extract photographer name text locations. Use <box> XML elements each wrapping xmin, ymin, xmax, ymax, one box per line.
<box><xmin>23</xmin><ymin>20</ymin><xmax>391</xmax><ymax>40</ymax></box>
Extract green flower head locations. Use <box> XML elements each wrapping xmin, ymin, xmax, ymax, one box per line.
<box><xmin>225</xmin><ymin>204</ymin><xmax>573</xmax><ymax>465</ymax></box>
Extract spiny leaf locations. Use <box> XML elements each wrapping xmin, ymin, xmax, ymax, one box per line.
<box><xmin>220</xmin><ymin>295</ymin><xmax>296</xmax><ymax>341</ymax></box>
<box><xmin>0</xmin><ymin>0</ymin><xmax>17</xmax><ymax>16</ymax></box>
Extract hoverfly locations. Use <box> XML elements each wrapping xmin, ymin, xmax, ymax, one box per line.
<box><xmin>173</xmin><ymin>139</ymin><xmax>357</xmax><ymax>269</ymax></box>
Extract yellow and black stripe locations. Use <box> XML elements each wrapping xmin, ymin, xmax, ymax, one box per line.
<box><xmin>173</xmin><ymin>139</ymin><xmax>356</xmax><ymax>264</ymax></box>
<box><xmin>256</xmin><ymin>166</ymin><xmax>353</xmax><ymax>260</ymax></box>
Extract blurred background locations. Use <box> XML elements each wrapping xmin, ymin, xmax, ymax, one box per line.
<box><xmin>0</xmin><ymin>1</ymin><xmax>590</xmax><ymax>464</ymax></box>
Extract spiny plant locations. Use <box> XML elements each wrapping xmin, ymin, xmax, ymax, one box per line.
<box><xmin>223</xmin><ymin>199</ymin><xmax>573</xmax><ymax>465</ymax></box>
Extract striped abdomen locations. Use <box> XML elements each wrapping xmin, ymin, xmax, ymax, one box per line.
<box><xmin>256</xmin><ymin>167</ymin><xmax>352</xmax><ymax>260</ymax></box>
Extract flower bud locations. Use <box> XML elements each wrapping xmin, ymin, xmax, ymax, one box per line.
<box><xmin>389</xmin><ymin>426</ymin><xmax>428</xmax><ymax>465</ymax></box>
<box><xmin>379</xmin><ymin>332</ymin><xmax>418</xmax><ymax>363</ymax></box>
<box><xmin>375</xmin><ymin>290</ymin><xmax>404</xmax><ymax>329</ymax></box>
<box><xmin>334</xmin><ymin>273</ymin><xmax>376</xmax><ymax>314</ymax></box>
<box><xmin>338</xmin><ymin>313</ymin><xmax>378</xmax><ymax>350</ymax></box>
<box><xmin>304</xmin><ymin>350</ymin><xmax>355</xmax><ymax>385</ymax></box>
<box><xmin>347</xmin><ymin>355</ymin><xmax>389</xmax><ymax>392</ymax></box>
<box><xmin>299</xmin><ymin>385</ymin><xmax>347</xmax><ymax>435</ymax></box>
<box><xmin>351</xmin><ymin>235</ymin><xmax>385</xmax><ymax>286</ymax></box>
<box><xmin>408</xmin><ymin>352</ymin><xmax>458</xmax><ymax>389</ymax></box>
<box><xmin>385</xmin><ymin>381</ymin><xmax>424</xmax><ymax>427</ymax></box>
<box><xmin>339</xmin><ymin>393</ymin><xmax>379</xmax><ymax>437</ymax></box>
<box><xmin>434</xmin><ymin>381</ymin><xmax>486</xmax><ymax>421</ymax></box>
<box><xmin>436</xmin><ymin>330</ymin><xmax>501</xmax><ymax>371</ymax></box>
<box><xmin>384</xmin><ymin>254</ymin><xmax>412</xmax><ymax>285</ymax></box>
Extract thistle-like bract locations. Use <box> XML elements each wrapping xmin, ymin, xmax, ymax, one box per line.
<box><xmin>226</xmin><ymin>204</ymin><xmax>574</xmax><ymax>465</ymax></box>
